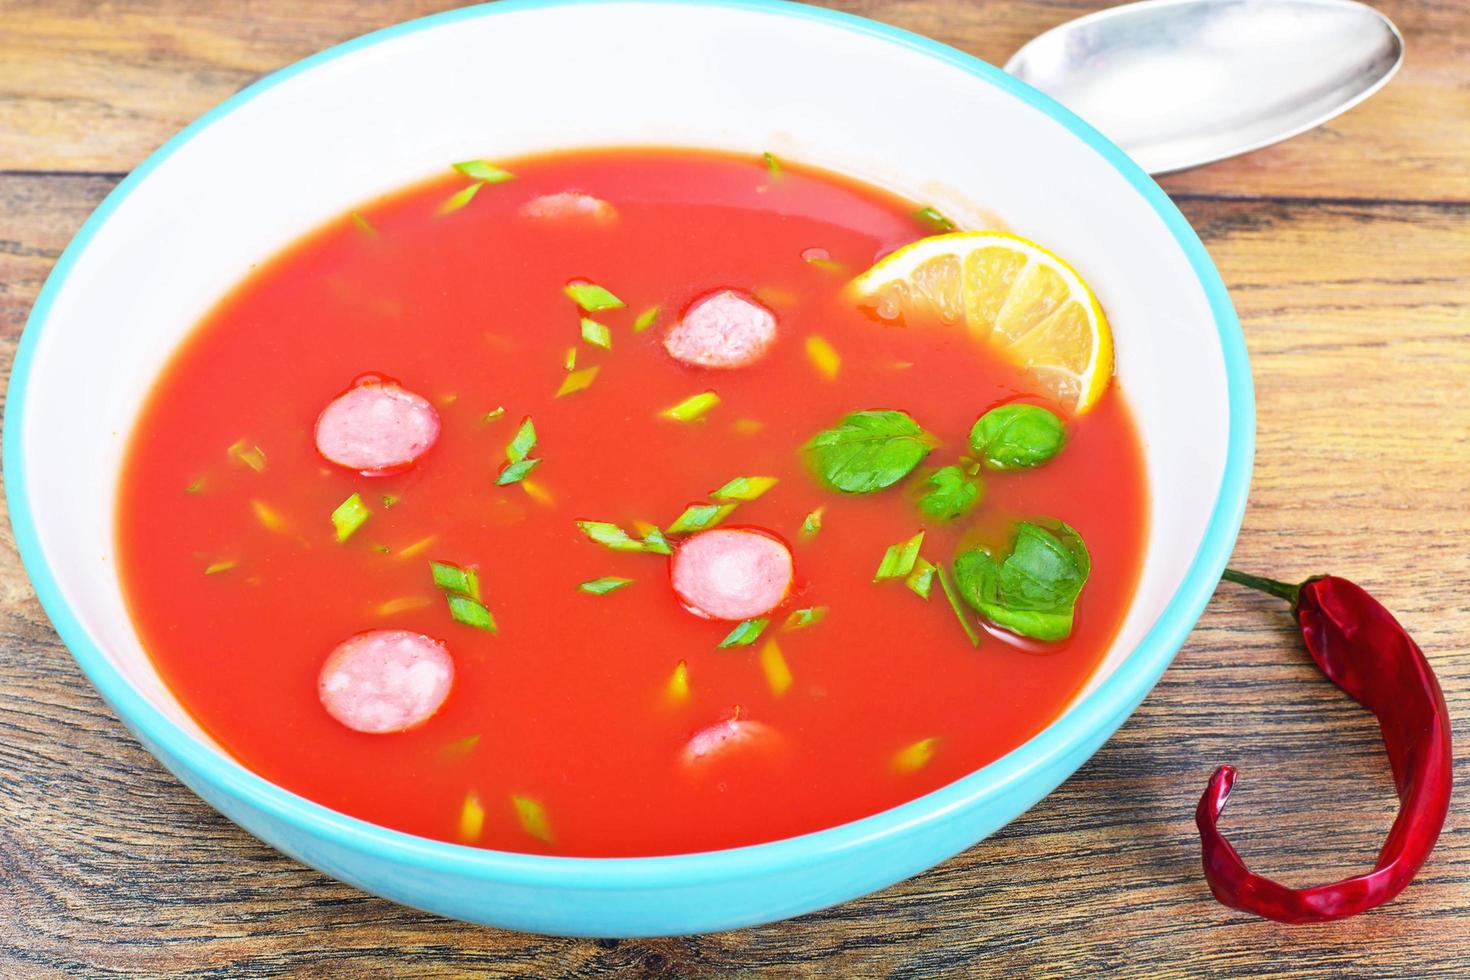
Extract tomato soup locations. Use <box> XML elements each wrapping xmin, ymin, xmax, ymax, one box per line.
<box><xmin>116</xmin><ymin>149</ymin><xmax>1147</xmax><ymax>857</ymax></box>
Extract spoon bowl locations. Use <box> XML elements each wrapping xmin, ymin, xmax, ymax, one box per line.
<box><xmin>1006</xmin><ymin>0</ymin><xmax>1404</xmax><ymax>174</ymax></box>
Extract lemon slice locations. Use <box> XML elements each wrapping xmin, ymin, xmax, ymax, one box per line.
<box><xmin>851</xmin><ymin>231</ymin><xmax>1113</xmax><ymax>413</ymax></box>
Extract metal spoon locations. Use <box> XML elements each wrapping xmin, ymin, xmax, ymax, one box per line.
<box><xmin>1005</xmin><ymin>0</ymin><xmax>1404</xmax><ymax>174</ymax></box>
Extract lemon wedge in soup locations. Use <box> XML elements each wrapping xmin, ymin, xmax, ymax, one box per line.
<box><xmin>851</xmin><ymin>231</ymin><xmax>1114</xmax><ymax>413</ymax></box>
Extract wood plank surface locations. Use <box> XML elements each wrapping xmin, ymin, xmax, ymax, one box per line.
<box><xmin>1</xmin><ymin>1</ymin><xmax>1467</xmax><ymax>976</ymax></box>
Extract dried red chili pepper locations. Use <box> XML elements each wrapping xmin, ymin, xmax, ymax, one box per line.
<box><xmin>1196</xmin><ymin>570</ymin><xmax>1453</xmax><ymax>923</ymax></box>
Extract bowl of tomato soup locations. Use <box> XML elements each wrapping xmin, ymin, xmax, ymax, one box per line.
<box><xmin>4</xmin><ymin>0</ymin><xmax>1252</xmax><ymax>936</ymax></box>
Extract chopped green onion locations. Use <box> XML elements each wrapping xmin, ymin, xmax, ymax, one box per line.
<box><xmin>438</xmin><ymin>733</ymin><xmax>481</xmax><ymax>761</ymax></box>
<box><xmin>762</xmin><ymin>151</ymin><xmax>782</xmax><ymax>177</ymax></box>
<box><xmin>667</xmin><ymin>659</ymin><xmax>690</xmax><ymax>701</ymax></box>
<box><xmin>800</xmin><ymin>506</ymin><xmax>825</xmax><ymax>538</ymax></box>
<box><xmin>397</xmin><ymin>535</ymin><xmax>437</xmax><ymax>559</ymax></box>
<box><xmin>564</xmin><ymin>280</ymin><xmax>624</xmax><ymax>312</ymax></box>
<box><xmin>710</xmin><ymin>475</ymin><xmax>778</xmax><ymax>502</ymax></box>
<box><xmin>458</xmin><ymin>792</ymin><xmax>485</xmax><ymax>842</ymax></box>
<box><xmin>452</xmin><ymin>159</ymin><xmax>515</xmax><ymax>183</ymax></box>
<box><xmin>430</xmin><ymin>560</ymin><xmax>481</xmax><ymax>600</ymax></box>
<box><xmin>912</xmin><ymin>206</ymin><xmax>955</xmax><ymax>232</ymax></box>
<box><xmin>331</xmin><ymin>493</ymin><xmax>370</xmax><ymax>542</ymax></box>
<box><xmin>875</xmin><ymin>532</ymin><xmax>925</xmax><ymax>582</ymax></box>
<box><xmin>251</xmin><ymin>499</ymin><xmax>286</xmax><ymax>531</ymax></box>
<box><xmin>667</xmin><ymin>503</ymin><xmax>737</xmax><ymax>534</ymax></box>
<box><xmin>578</xmin><ymin>576</ymin><xmax>633</xmax><ymax>595</ymax></box>
<box><xmin>564</xmin><ymin>346</ymin><xmax>577</xmax><ymax>371</ymax></box>
<box><xmin>374</xmin><ymin>545</ymin><xmax>392</xmax><ymax>555</ymax></box>
<box><xmin>580</xmin><ymin>317</ymin><xmax>612</xmax><ymax>350</ymax></box>
<box><xmin>496</xmin><ymin>457</ymin><xmax>541</xmax><ymax>486</ymax></box>
<box><xmin>556</xmin><ymin>366</ymin><xmax>599</xmax><ymax>398</ymax></box>
<box><xmin>661</xmin><ymin>391</ymin><xmax>720</xmax><ymax>422</ymax></box>
<box><xmin>350</xmin><ymin>211</ymin><xmax>376</xmax><ymax>235</ymax></box>
<box><xmin>575</xmin><ymin>520</ymin><xmax>673</xmax><ymax>555</ymax></box>
<box><xmin>805</xmin><ymin>335</ymin><xmax>841</xmax><ymax>380</ymax></box>
<box><xmin>227</xmin><ymin>440</ymin><xmax>267</xmax><ymax>472</ymax></box>
<box><xmin>783</xmin><ymin>606</ymin><xmax>827</xmax><ymax>631</ymax></box>
<box><xmin>375</xmin><ymin>596</ymin><xmax>431</xmax><ymax>616</ymax></box>
<box><xmin>893</xmin><ymin>737</ymin><xmax>939</xmax><ymax>772</ymax></box>
<box><xmin>512</xmin><ymin>794</ymin><xmax>553</xmax><ymax>842</ymax></box>
<box><xmin>203</xmin><ymin>559</ymin><xmax>237</xmax><ymax>576</ymax></box>
<box><xmin>906</xmin><ymin>557</ymin><xmax>936</xmax><ymax>600</ymax></box>
<box><xmin>718</xmin><ymin>617</ymin><xmax>769</xmax><ymax>648</ymax></box>
<box><xmin>381</xmin><ymin>494</ymin><xmax>400</xmax><ymax>508</ymax></box>
<box><xmin>447</xmin><ymin>593</ymin><xmax>497</xmax><ymax>632</ymax></box>
<box><xmin>632</xmin><ymin>306</ymin><xmax>660</xmax><ymax>333</ymax></box>
<box><xmin>760</xmin><ymin>639</ymin><xmax>792</xmax><ymax>695</ymax></box>
<box><xmin>439</xmin><ymin>181</ymin><xmax>482</xmax><ymax>214</ymax></box>
<box><xmin>504</xmin><ymin>416</ymin><xmax>537</xmax><ymax>463</ymax></box>
<box><xmin>185</xmin><ymin>477</ymin><xmax>205</xmax><ymax>494</ymax></box>
<box><xmin>937</xmin><ymin>564</ymin><xmax>981</xmax><ymax>647</ymax></box>
<box><xmin>481</xmin><ymin>406</ymin><xmax>506</xmax><ymax>423</ymax></box>
<box><xmin>521</xmin><ymin>478</ymin><xmax>554</xmax><ymax>507</ymax></box>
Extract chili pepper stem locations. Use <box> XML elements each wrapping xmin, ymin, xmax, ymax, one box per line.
<box><xmin>1221</xmin><ymin>568</ymin><xmax>1300</xmax><ymax>606</ymax></box>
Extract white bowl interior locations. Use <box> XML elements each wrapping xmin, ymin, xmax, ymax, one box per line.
<box><xmin>17</xmin><ymin>3</ymin><xmax>1226</xmax><ymax>760</ymax></box>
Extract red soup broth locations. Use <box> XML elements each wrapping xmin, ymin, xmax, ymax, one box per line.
<box><xmin>116</xmin><ymin>149</ymin><xmax>1148</xmax><ymax>857</ymax></box>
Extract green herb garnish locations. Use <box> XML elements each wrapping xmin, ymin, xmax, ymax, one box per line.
<box><xmin>662</xmin><ymin>391</ymin><xmax>720</xmax><ymax>422</ymax></box>
<box><xmin>203</xmin><ymin>559</ymin><xmax>238</xmax><ymax>576</ymax></box>
<box><xmin>496</xmin><ymin>458</ymin><xmax>541</xmax><ymax>486</ymax></box>
<box><xmin>564</xmin><ymin>347</ymin><xmax>577</xmax><ymax>371</ymax></box>
<box><xmin>227</xmin><ymin>440</ymin><xmax>267</xmax><ymax>473</ymax></box>
<box><xmin>914</xmin><ymin>465</ymin><xmax>983</xmax><ymax>521</ymax></box>
<box><xmin>718</xmin><ymin>618</ymin><xmax>769</xmax><ymax>648</ymax></box>
<box><xmin>875</xmin><ymin>532</ymin><xmax>925</xmax><ymax>582</ymax></box>
<box><xmin>439</xmin><ymin>182</ymin><xmax>482</xmax><ymax>214</ymax></box>
<box><xmin>575</xmin><ymin>520</ymin><xmax>674</xmax><ymax>555</ymax></box>
<box><xmin>578</xmin><ymin>576</ymin><xmax>634</xmax><ymax>595</ymax></box>
<box><xmin>430</xmin><ymin>560</ymin><xmax>481</xmax><ymax>600</ymax></box>
<box><xmin>710</xmin><ymin>475</ymin><xmax>778</xmax><ymax>502</ymax></box>
<box><xmin>804</xmin><ymin>410</ymin><xmax>934</xmax><ymax>494</ymax></box>
<box><xmin>905</xmin><ymin>557</ymin><xmax>936</xmax><ymax>599</ymax></box>
<box><xmin>438</xmin><ymin>733</ymin><xmax>481</xmax><ymax>761</ymax></box>
<box><xmin>763</xmin><ymin>151</ymin><xmax>782</xmax><ymax>178</ymax></box>
<box><xmin>580</xmin><ymin>317</ymin><xmax>612</xmax><ymax>350</ymax></box>
<box><xmin>350</xmin><ymin>211</ymin><xmax>376</xmax><ymax>235</ymax></box>
<box><xmin>953</xmin><ymin>519</ymin><xmax>1090</xmax><ymax>641</ymax></box>
<box><xmin>632</xmin><ymin>306</ymin><xmax>660</xmax><ymax>332</ymax></box>
<box><xmin>481</xmin><ymin>406</ymin><xmax>506</xmax><ymax>423</ymax></box>
<box><xmin>185</xmin><ymin>477</ymin><xmax>204</xmax><ymax>494</ymax></box>
<box><xmin>331</xmin><ymin>493</ymin><xmax>370</xmax><ymax>542</ymax></box>
<box><xmin>564</xmin><ymin>281</ymin><xmax>624</xmax><ymax>312</ymax></box>
<box><xmin>936</xmin><ymin>564</ymin><xmax>980</xmax><ymax>647</ymax></box>
<box><xmin>452</xmin><ymin>159</ymin><xmax>516</xmax><ymax>183</ymax></box>
<box><xmin>447</xmin><ymin>593</ymin><xmax>498</xmax><ymax>632</ymax></box>
<box><xmin>783</xmin><ymin>606</ymin><xmax>827</xmax><ymax>631</ymax></box>
<box><xmin>668</xmin><ymin>503</ymin><xmax>737</xmax><ymax>534</ymax></box>
<box><xmin>512</xmin><ymin>794</ymin><xmax>553</xmax><ymax>842</ymax></box>
<box><xmin>556</xmin><ymin>366</ymin><xmax>599</xmax><ymax>398</ymax></box>
<box><xmin>381</xmin><ymin>494</ymin><xmax>400</xmax><ymax>508</ymax></box>
<box><xmin>496</xmin><ymin>416</ymin><xmax>541</xmax><ymax>485</ymax></box>
<box><xmin>969</xmin><ymin>404</ymin><xmax>1066</xmax><ymax>470</ymax></box>
<box><xmin>912</xmin><ymin>206</ymin><xmax>955</xmax><ymax>232</ymax></box>
<box><xmin>800</xmin><ymin>507</ymin><xmax>825</xmax><ymax>537</ymax></box>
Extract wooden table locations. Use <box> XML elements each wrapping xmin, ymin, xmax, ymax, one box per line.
<box><xmin>2</xmin><ymin>1</ymin><xmax>1466</xmax><ymax>975</ymax></box>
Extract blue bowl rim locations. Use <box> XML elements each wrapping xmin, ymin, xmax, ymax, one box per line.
<box><xmin>2</xmin><ymin>0</ymin><xmax>1253</xmax><ymax>889</ymax></box>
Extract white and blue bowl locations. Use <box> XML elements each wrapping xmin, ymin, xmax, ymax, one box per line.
<box><xmin>3</xmin><ymin>0</ymin><xmax>1252</xmax><ymax>936</ymax></box>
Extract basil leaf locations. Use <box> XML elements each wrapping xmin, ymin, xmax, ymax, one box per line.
<box><xmin>804</xmin><ymin>410</ymin><xmax>934</xmax><ymax>494</ymax></box>
<box><xmin>969</xmin><ymin>404</ymin><xmax>1066</xmax><ymax>471</ymax></box>
<box><xmin>953</xmin><ymin>519</ymin><xmax>1090</xmax><ymax>641</ymax></box>
<box><xmin>913</xmin><ymin>465</ymin><xmax>982</xmax><ymax>521</ymax></box>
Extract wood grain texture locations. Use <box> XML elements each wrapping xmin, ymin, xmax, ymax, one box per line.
<box><xmin>1</xmin><ymin>1</ymin><xmax>1467</xmax><ymax>976</ymax></box>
